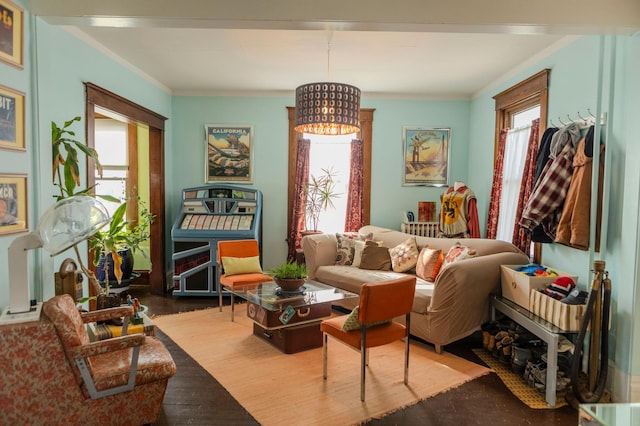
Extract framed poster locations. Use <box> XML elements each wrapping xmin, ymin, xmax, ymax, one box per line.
<box><xmin>0</xmin><ymin>0</ymin><xmax>24</xmax><ymax>68</ymax></box>
<box><xmin>402</xmin><ymin>127</ymin><xmax>450</xmax><ymax>187</ymax></box>
<box><xmin>0</xmin><ymin>84</ymin><xmax>25</xmax><ymax>151</ymax></box>
<box><xmin>0</xmin><ymin>173</ymin><xmax>27</xmax><ymax>235</ymax></box>
<box><xmin>205</xmin><ymin>124</ymin><xmax>253</xmax><ymax>183</ymax></box>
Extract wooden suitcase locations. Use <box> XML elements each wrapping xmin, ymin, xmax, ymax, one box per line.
<box><xmin>253</xmin><ymin>322</ymin><xmax>323</xmax><ymax>354</ymax></box>
<box><xmin>246</xmin><ymin>300</ymin><xmax>331</xmax><ymax>329</ymax></box>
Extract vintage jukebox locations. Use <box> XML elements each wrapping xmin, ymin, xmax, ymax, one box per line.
<box><xmin>171</xmin><ymin>184</ymin><xmax>262</xmax><ymax>296</ymax></box>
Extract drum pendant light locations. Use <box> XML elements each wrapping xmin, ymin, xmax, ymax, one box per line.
<box><xmin>294</xmin><ymin>42</ymin><xmax>361</xmax><ymax>135</ymax></box>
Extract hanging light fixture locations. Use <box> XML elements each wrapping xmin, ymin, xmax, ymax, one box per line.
<box><xmin>294</xmin><ymin>41</ymin><xmax>361</xmax><ymax>135</ymax></box>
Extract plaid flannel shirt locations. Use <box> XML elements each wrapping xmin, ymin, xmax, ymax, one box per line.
<box><xmin>519</xmin><ymin>140</ymin><xmax>576</xmax><ymax>231</ymax></box>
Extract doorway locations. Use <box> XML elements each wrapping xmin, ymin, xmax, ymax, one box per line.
<box><xmin>85</xmin><ymin>83</ymin><xmax>167</xmax><ymax>295</ymax></box>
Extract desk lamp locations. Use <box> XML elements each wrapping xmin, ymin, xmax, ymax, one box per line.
<box><xmin>0</xmin><ymin>196</ymin><xmax>110</xmax><ymax>323</ymax></box>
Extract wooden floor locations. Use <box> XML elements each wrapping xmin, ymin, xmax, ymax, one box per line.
<box><xmin>128</xmin><ymin>285</ymin><xmax>579</xmax><ymax>426</ymax></box>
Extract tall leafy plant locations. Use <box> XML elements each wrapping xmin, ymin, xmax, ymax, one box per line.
<box><xmin>303</xmin><ymin>167</ymin><xmax>341</xmax><ymax>231</ymax></box>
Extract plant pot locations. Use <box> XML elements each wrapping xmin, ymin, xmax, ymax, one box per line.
<box><xmin>96</xmin><ymin>293</ymin><xmax>122</xmax><ymax>310</ymax></box>
<box><xmin>96</xmin><ymin>248</ymin><xmax>134</xmax><ymax>285</ymax></box>
<box><xmin>274</xmin><ymin>277</ymin><xmax>306</xmax><ymax>292</ymax></box>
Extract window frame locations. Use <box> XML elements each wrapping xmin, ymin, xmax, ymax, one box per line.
<box><xmin>286</xmin><ymin>107</ymin><xmax>374</xmax><ymax>238</ymax></box>
<box><xmin>493</xmin><ymin>69</ymin><xmax>550</xmax><ymax>262</ymax></box>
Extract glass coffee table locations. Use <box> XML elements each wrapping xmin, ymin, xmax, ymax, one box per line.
<box><xmin>228</xmin><ymin>280</ymin><xmax>358</xmax><ymax>353</ymax></box>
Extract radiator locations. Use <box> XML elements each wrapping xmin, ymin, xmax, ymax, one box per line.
<box><xmin>401</xmin><ymin>222</ymin><xmax>439</xmax><ymax>237</ymax></box>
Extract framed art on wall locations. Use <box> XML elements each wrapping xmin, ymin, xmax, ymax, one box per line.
<box><xmin>402</xmin><ymin>127</ymin><xmax>450</xmax><ymax>187</ymax></box>
<box><xmin>204</xmin><ymin>124</ymin><xmax>253</xmax><ymax>183</ymax></box>
<box><xmin>0</xmin><ymin>173</ymin><xmax>27</xmax><ymax>235</ymax></box>
<box><xmin>0</xmin><ymin>84</ymin><xmax>25</xmax><ymax>151</ymax></box>
<box><xmin>0</xmin><ymin>0</ymin><xmax>24</xmax><ymax>69</ymax></box>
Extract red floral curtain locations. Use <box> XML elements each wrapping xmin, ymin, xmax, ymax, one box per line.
<box><xmin>344</xmin><ymin>139</ymin><xmax>364</xmax><ymax>232</ymax></box>
<box><xmin>287</xmin><ymin>139</ymin><xmax>310</xmax><ymax>261</ymax></box>
<box><xmin>512</xmin><ymin>118</ymin><xmax>540</xmax><ymax>253</ymax></box>
<box><xmin>486</xmin><ymin>129</ymin><xmax>508</xmax><ymax>239</ymax></box>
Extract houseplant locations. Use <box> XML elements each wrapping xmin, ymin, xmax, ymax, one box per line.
<box><xmin>52</xmin><ymin>116</ymin><xmax>153</xmax><ymax>306</ymax></box>
<box><xmin>302</xmin><ymin>167</ymin><xmax>341</xmax><ymax>233</ymax></box>
<box><xmin>268</xmin><ymin>261</ymin><xmax>308</xmax><ymax>292</ymax></box>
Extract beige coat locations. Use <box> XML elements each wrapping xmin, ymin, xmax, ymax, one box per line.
<box><xmin>555</xmin><ymin>137</ymin><xmax>604</xmax><ymax>250</ymax></box>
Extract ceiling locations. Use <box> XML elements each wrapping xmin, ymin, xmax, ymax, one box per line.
<box><xmin>28</xmin><ymin>0</ymin><xmax>640</xmax><ymax>98</ymax></box>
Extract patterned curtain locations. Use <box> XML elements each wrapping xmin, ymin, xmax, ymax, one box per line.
<box><xmin>287</xmin><ymin>139</ymin><xmax>311</xmax><ymax>261</ymax></box>
<box><xmin>344</xmin><ymin>139</ymin><xmax>364</xmax><ymax>232</ymax></box>
<box><xmin>512</xmin><ymin>118</ymin><xmax>540</xmax><ymax>254</ymax></box>
<box><xmin>486</xmin><ymin>129</ymin><xmax>508</xmax><ymax>239</ymax></box>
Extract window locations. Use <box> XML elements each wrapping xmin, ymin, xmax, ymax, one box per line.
<box><xmin>94</xmin><ymin>117</ymin><xmax>129</xmax><ymax>216</ymax></box>
<box><xmin>305</xmin><ymin>133</ymin><xmax>355</xmax><ymax>233</ymax></box>
<box><xmin>492</xmin><ymin>70</ymin><xmax>549</xmax><ymax>262</ymax></box>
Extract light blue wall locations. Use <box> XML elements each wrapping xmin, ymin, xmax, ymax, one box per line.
<box><xmin>171</xmin><ymin>96</ymin><xmax>470</xmax><ymax>268</ymax></box>
<box><xmin>0</xmin><ymin>9</ymin><xmax>172</xmax><ymax>310</ymax></box>
<box><xmin>469</xmin><ymin>35</ymin><xmax>640</xmax><ymax>385</ymax></box>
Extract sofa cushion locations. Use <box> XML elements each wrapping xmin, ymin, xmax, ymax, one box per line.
<box><xmin>416</xmin><ymin>247</ymin><xmax>444</xmax><ymax>281</ymax></box>
<box><xmin>335</xmin><ymin>232</ymin><xmax>373</xmax><ymax>266</ymax></box>
<box><xmin>389</xmin><ymin>237</ymin><xmax>419</xmax><ymax>272</ymax></box>
<box><xmin>359</xmin><ymin>243</ymin><xmax>392</xmax><ymax>270</ymax></box>
<box><xmin>314</xmin><ymin>265</ymin><xmax>434</xmax><ymax>313</ymax></box>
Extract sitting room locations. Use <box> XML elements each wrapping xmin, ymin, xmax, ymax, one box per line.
<box><xmin>1</xmin><ymin>1</ymin><xmax>639</xmax><ymax>425</ymax></box>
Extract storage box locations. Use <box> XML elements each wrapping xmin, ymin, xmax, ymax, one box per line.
<box><xmin>500</xmin><ymin>265</ymin><xmax>578</xmax><ymax>309</ymax></box>
<box><xmin>529</xmin><ymin>289</ymin><xmax>586</xmax><ymax>331</ymax></box>
<box><xmin>246</xmin><ymin>300</ymin><xmax>331</xmax><ymax>329</ymax></box>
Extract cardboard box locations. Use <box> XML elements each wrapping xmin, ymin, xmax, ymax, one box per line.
<box><xmin>529</xmin><ymin>289</ymin><xmax>585</xmax><ymax>331</ymax></box>
<box><xmin>500</xmin><ymin>265</ymin><xmax>578</xmax><ymax>309</ymax></box>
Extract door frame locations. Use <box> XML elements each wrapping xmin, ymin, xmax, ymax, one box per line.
<box><xmin>85</xmin><ymin>83</ymin><xmax>167</xmax><ymax>295</ymax></box>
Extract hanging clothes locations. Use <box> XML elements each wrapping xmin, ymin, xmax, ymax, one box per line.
<box><xmin>439</xmin><ymin>182</ymin><xmax>480</xmax><ymax>238</ymax></box>
<box><xmin>519</xmin><ymin>123</ymin><xmax>581</xmax><ymax>241</ymax></box>
<box><xmin>555</xmin><ymin>126</ymin><xmax>604</xmax><ymax>251</ymax></box>
<box><xmin>529</xmin><ymin>126</ymin><xmax>559</xmax><ymax>243</ymax></box>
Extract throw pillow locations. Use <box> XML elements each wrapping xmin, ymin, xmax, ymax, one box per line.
<box><xmin>340</xmin><ymin>306</ymin><xmax>391</xmax><ymax>331</ymax></box>
<box><xmin>351</xmin><ymin>240</ymin><xmax>367</xmax><ymax>268</ymax></box>
<box><xmin>441</xmin><ymin>243</ymin><xmax>477</xmax><ymax>269</ymax></box>
<box><xmin>388</xmin><ymin>237</ymin><xmax>419</xmax><ymax>272</ymax></box>
<box><xmin>415</xmin><ymin>246</ymin><xmax>444</xmax><ymax>281</ymax></box>
<box><xmin>335</xmin><ymin>232</ymin><xmax>373</xmax><ymax>266</ymax></box>
<box><xmin>358</xmin><ymin>243</ymin><xmax>392</xmax><ymax>271</ymax></box>
<box><xmin>221</xmin><ymin>256</ymin><xmax>263</xmax><ymax>276</ymax></box>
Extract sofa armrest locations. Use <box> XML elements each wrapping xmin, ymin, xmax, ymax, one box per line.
<box><xmin>427</xmin><ymin>252</ymin><xmax>529</xmax><ymax>338</ymax></box>
<box><xmin>302</xmin><ymin>233</ymin><xmax>338</xmax><ymax>279</ymax></box>
<box><xmin>69</xmin><ymin>333</ymin><xmax>145</xmax><ymax>359</ymax></box>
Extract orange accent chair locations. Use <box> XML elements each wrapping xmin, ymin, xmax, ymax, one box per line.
<box><xmin>321</xmin><ymin>276</ymin><xmax>416</xmax><ymax>401</ymax></box>
<box><xmin>0</xmin><ymin>294</ymin><xmax>176</xmax><ymax>425</ymax></box>
<box><xmin>217</xmin><ymin>239</ymin><xmax>272</xmax><ymax>320</ymax></box>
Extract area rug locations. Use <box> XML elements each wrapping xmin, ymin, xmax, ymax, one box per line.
<box><xmin>472</xmin><ymin>348</ymin><xmax>567</xmax><ymax>409</ymax></box>
<box><xmin>153</xmin><ymin>309</ymin><xmax>490</xmax><ymax>426</ymax></box>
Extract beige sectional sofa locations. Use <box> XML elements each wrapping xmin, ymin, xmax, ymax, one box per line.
<box><xmin>302</xmin><ymin>225</ymin><xmax>529</xmax><ymax>353</ymax></box>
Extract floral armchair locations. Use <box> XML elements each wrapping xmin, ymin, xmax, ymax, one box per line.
<box><xmin>0</xmin><ymin>294</ymin><xmax>176</xmax><ymax>425</ymax></box>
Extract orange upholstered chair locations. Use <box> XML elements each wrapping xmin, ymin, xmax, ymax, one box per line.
<box><xmin>217</xmin><ymin>239</ymin><xmax>272</xmax><ymax>320</ymax></box>
<box><xmin>321</xmin><ymin>276</ymin><xmax>416</xmax><ymax>401</ymax></box>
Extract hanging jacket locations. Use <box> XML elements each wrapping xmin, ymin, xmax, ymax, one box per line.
<box><xmin>519</xmin><ymin>123</ymin><xmax>581</xmax><ymax>239</ymax></box>
<box><xmin>555</xmin><ymin>126</ymin><xmax>603</xmax><ymax>250</ymax></box>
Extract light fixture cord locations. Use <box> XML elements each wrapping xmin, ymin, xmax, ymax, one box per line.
<box><xmin>327</xmin><ymin>41</ymin><xmax>331</xmax><ymax>81</ymax></box>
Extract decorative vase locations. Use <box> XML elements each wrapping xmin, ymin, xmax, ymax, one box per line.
<box><xmin>274</xmin><ymin>277</ymin><xmax>306</xmax><ymax>292</ymax></box>
<box><xmin>96</xmin><ymin>248</ymin><xmax>134</xmax><ymax>286</ymax></box>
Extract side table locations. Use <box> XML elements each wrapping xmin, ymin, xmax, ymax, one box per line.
<box><xmin>87</xmin><ymin>309</ymin><xmax>155</xmax><ymax>341</ymax></box>
<box><xmin>491</xmin><ymin>295</ymin><xmax>575</xmax><ymax>407</ymax></box>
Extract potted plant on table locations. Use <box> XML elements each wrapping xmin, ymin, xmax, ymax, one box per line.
<box><xmin>268</xmin><ymin>261</ymin><xmax>308</xmax><ymax>292</ymax></box>
<box><xmin>301</xmin><ymin>167</ymin><xmax>341</xmax><ymax>235</ymax></box>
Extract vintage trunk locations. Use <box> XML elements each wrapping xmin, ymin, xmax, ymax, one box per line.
<box><xmin>252</xmin><ymin>322</ymin><xmax>323</xmax><ymax>354</ymax></box>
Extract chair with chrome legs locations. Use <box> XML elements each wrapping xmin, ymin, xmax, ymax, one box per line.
<box><xmin>217</xmin><ymin>239</ymin><xmax>272</xmax><ymax>321</ymax></box>
<box><xmin>320</xmin><ymin>276</ymin><xmax>416</xmax><ymax>401</ymax></box>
